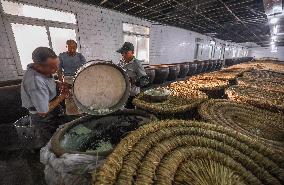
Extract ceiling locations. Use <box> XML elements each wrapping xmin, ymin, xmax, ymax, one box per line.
<box><xmin>78</xmin><ymin>0</ymin><xmax>280</xmax><ymax>47</ymax></box>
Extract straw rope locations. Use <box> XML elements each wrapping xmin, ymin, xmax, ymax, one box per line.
<box><xmin>199</xmin><ymin>99</ymin><xmax>284</xmax><ymax>151</ymax></box>
<box><xmin>93</xmin><ymin>120</ymin><xmax>284</xmax><ymax>185</ymax></box>
<box><xmin>133</xmin><ymin>92</ymin><xmax>207</xmax><ymax>115</ymax></box>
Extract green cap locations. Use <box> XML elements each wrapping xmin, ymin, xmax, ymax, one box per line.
<box><xmin>116</xmin><ymin>42</ymin><xmax>134</xmax><ymax>54</ymax></box>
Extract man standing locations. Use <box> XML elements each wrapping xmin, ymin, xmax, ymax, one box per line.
<box><xmin>58</xmin><ymin>40</ymin><xmax>86</xmax><ymax>115</ymax></box>
<box><xmin>57</xmin><ymin>40</ymin><xmax>86</xmax><ymax>81</ymax></box>
<box><xmin>21</xmin><ymin>47</ymin><xmax>70</xmax><ymax>145</ymax></box>
<box><xmin>116</xmin><ymin>42</ymin><xmax>149</xmax><ymax>108</ymax></box>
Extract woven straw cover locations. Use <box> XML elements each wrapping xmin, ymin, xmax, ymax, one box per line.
<box><xmin>184</xmin><ymin>77</ymin><xmax>229</xmax><ymax>91</ymax></box>
<box><xmin>199</xmin><ymin>99</ymin><xmax>284</xmax><ymax>151</ymax></box>
<box><xmin>226</xmin><ymin>85</ymin><xmax>284</xmax><ymax>112</ymax></box>
<box><xmin>237</xmin><ymin>70</ymin><xmax>284</xmax><ymax>93</ymax></box>
<box><xmin>237</xmin><ymin>77</ymin><xmax>284</xmax><ymax>93</ymax></box>
<box><xmin>242</xmin><ymin>70</ymin><xmax>284</xmax><ymax>80</ymax></box>
<box><xmin>73</xmin><ymin>62</ymin><xmax>129</xmax><ymax>114</ymax></box>
<box><xmin>93</xmin><ymin>120</ymin><xmax>284</xmax><ymax>185</ymax></box>
<box><xmin>196</xmin><ymin>68</ymin><xmax>247</xmax><ymax>81</ymax></box>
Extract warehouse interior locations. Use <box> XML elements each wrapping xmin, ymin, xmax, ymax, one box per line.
<box><xmin>0</xmin><ymin>0</ymin><xmax>283</xmax><ymax>185</ymax></box>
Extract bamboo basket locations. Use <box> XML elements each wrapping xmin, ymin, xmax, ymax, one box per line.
<box><xmin>199</xmin><ymin>99</ymin><xmax>284</xmax><ymax>151</ymax></box>
<box><xmin>226</xmin><ymin>85</ymin><xmax>284</xmax><ymax>112</ymax></box>
<box><xmin>92</xmin><ymin>120</ymin><xmax>284</xmax><ymax>185</ymax></box>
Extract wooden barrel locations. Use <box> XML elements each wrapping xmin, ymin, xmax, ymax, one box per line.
<box><xmin>150</xmin><ymin>65</ymin><xmax>170</xmax><ymax>84</ymax></box>
<box><xmin>187</xmin><ymin>63</ymin><xmax>197</xmax><ymax>76</ymax></box>
<box><xmin>177</xmin><ymin>63</ymin><xmax>190</xmax><ymax>78</ymax></box>
<box><xmin>51</xmin><ymin>109</ymin><xmax>157</xmax><ymax>157</ymax></box>
<box><xmin>72</xmin><ymin>60</ymin><xmax>131</xmax><ymax>115</ymax></box>
<box><xmin>0</xmin><ymin>85</ymin><xmax>29</xmax><ymax>124</ymax></box>
<box><xmin>145</xmin><ymin>67</ymin><xmax>156</xmax><ymax>85</ymax></box>
<box><xmin>166</xmin><ymin>64</ymin><xmax>180</xmax><ymax>81</ymax></box>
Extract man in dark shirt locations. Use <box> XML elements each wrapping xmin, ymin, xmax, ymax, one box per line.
<box><xmin>117</xmin><ymin>42</ymin><xmax>149</xmax><ymax>108</ymax></box>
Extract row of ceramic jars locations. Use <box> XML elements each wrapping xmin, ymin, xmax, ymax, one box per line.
<box><xmin>144</xmin><ymin>60</ymin><xmax>223</xmax><ymax>85</ymax></box>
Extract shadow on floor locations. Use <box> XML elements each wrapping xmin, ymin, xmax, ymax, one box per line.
<box><xmin>0</xmin><ymin>149</ymin><xmax>46</xmax><ymax>185</ymax></box>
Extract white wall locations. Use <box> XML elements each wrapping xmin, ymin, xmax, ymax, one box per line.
<box><xmin>0</xmin><ymin>0</ymin><xmax>247</xmax><ymax>81</ymax></box>
<box><xmin>248</xmin><ymin>46</ymin><xmax>284</xmax><ymax>61</ymax></box>
<box><xmin>150</xmin><ymin>25</ymin><xmax>247</xmax><ymax>64</ymax></box>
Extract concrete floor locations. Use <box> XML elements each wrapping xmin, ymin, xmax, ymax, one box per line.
<box><xmin>0</xmin><ymin>150</ymin><xmax>46</xmax><ymax>185</ymax></box>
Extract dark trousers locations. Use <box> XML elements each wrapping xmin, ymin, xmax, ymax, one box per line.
<box><xmin>29</xmin><ymin>107</ymin><xmax>69</xmax><ymax>146</ymax></box>
<box><xmin>126</xmin><ymin>96</ymin><xmax>135</xmax><ymax>109</ymax></box>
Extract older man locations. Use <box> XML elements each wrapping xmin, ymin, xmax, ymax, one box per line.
<box><xmin>21</xmin><ymin>47</ymin><xmax>70</xmax><ymax>145</ymax></box>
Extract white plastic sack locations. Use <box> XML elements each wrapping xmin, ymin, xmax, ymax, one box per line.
<box><xmin>40</xmin><ymin>142</ymin><xmax>104</xmax><ymax>185</ymax></box>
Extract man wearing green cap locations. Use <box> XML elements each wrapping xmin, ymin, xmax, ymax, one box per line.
<box><xmin>117</xmin><ymin>42</ymin><xmax>149</xmax><ymax>108</ymax></box>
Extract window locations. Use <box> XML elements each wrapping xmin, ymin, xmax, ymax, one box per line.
<box><xmin>215</xmin><ymin>46</ymin><xmax>222</xmax><ymax>60</ymax></box>
<box><xmin>220</xmin><ymin>46</ymin><xmax>225</xmax><ymax>60</ymax></box>
<box><xmin>209</xmin><ymin>45</ymin><xmax>215</xmax><ymax>59</ymax></box>
<box><xmin>1</xmin><ymin>0</ymin><xmax>76</xmax><ymax>23</ymax></box>
<box><xmin>49</xmin><ymin>27</ymin><xmax>77</xmax><ymax>55</ymax></box>
<box><xmin>123</xmin><ymin>23</ymin><xmax>149</xmax><ymax>63</ymax></box>
<box><xmin>1</xmin><ymin>0</ymin><xmax>77</xmax><ymax>71</ymax></box>
<box><xmin>232</xmin><ymin>48</ymin><xmax>237</xmax><ymax>58</ymax></box>
<box><xmin>194</xmin><ymin>43</ymin><xmax>200</xmax><ymax>60</ymax></box>
<box><xmin>11</xmin><ymin>24</ymin><xmax>50</xmax><ymax>70</ymax></box>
